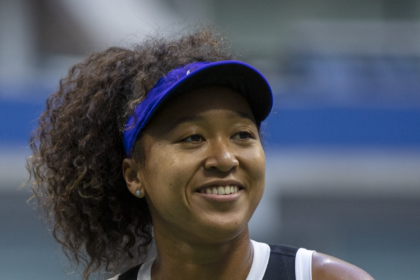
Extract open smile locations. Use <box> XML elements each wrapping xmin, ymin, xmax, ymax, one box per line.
<box><xmin>194</xmin><ymin>180</ymin><xmax>244</xmax><ymax>202</ymax></box>
<box><xmin>198</xmin><ymin>185</ymin><xmax>241</xmax><ymax>195</ymax></box>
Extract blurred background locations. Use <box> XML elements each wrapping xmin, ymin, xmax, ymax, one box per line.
<box><xmin>1</xmin><ymin>0</ymin><xmax>420</xmax><ymax>279</ymax></box>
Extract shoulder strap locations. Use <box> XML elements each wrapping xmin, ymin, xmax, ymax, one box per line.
<box><xmin>118</xmin><ymin>264</ymin><xmax>142</xmax><ymax>280</ymax></box>
<box><xmin>262</xmin><ymin>244</ymin><xmax>298</xmax><ymax>280</ymax></box>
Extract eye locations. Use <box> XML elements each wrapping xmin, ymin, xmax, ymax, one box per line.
<box><xmin>184</xmin><ymin>134</ymin><xmax>204</xmax><ymax>142</ymax></box>
<box><xmin>232</xmin><ymin>132</ymin><xmax>252</xmax><ymax>140</ymax></box>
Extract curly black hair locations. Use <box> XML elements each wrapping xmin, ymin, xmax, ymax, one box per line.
<box><xmin>27</xmin><ymin>27</ymin><xmax>233</xmax><ymax>280</ymax></box>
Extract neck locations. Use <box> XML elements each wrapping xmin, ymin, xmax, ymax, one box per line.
<box><xmin>151</xmin><ymin>227</ymin><xmax>253</xmax><ymax>280</ymax></box>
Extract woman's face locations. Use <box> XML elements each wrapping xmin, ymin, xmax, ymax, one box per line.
<box><xmin>134</xmin><ymin>86</ymin><xmax>265</xmax><ymax>243</ymax></box>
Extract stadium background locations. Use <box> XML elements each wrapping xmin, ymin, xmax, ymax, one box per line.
<box><xmin>1</xmin><ymin>0</ymin><xmax>419</xmax><ymax>279</ymax></box>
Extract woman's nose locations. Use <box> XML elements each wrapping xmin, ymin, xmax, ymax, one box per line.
<box><xmin>203</xmin><ymin>139</ymin><xmax>239</xmax><ymax>173</ymax></box>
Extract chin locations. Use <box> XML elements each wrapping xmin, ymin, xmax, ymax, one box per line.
<box><xmin>194</xmin><ymin>217</ymin><xmax>250</xmax><ymax>244</ymax></box>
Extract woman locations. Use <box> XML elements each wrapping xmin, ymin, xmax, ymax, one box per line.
<box><xmin>27</xmin><ymin>28</ymin><xmax>374</xmax><ymax>280</ymax></box>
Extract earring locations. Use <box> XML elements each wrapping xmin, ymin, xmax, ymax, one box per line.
<box><xmin>135</xmin><ymin>190</ymin><xmax>142</xmax><ymax>197</ymax></box>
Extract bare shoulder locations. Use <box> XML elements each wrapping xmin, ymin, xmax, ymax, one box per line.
<box><xmin>312</xmin><ymin>252</ymin><xmax>374</xmax><ymax>280</ymax></box>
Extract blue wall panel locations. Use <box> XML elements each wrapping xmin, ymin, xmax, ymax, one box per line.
<box><xmin>1</xmin><ymin>98</ymin><xmax>419</xmax><ymax>147</ymax></box>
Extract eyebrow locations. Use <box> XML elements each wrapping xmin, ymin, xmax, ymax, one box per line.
<box><xmin>172</xmin><ymin>110</ymin><xmax>255</xmax><ymax>127</ymax></box>
<box><xmin>226</xmin><ymin>110</ymin><xmax>255</xmax><ymax>122</ymax></box>
<box><xmin>173</xmin><ymin>114</ymin><xmax>206</xmax><ymax>127</ymax></box>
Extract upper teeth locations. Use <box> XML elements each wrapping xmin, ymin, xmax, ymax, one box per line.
<box><xmin>200</xmin><ymin>186</ymin><xmax>239</xmax><ymax>195</ymax></box>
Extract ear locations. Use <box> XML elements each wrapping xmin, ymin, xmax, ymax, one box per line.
<box><xmin>122</xmin><ymin>158</ymin><xmax>144</xmax><ymax>197</ymax></box>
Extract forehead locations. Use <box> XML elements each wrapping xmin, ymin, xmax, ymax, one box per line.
<box><xmin>148</xmin><ymin>86</ymin><xmax>256</xmax><ymax>128</ymax></box>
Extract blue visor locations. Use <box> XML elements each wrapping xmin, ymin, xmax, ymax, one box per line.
<box><xmin>123</xmin><ymin>60</ymin><xmax>273</xmax><ymax>157</ymax></box>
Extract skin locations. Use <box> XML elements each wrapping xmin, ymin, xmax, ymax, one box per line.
<box><xmin>123</xmin><ymin>86</ymin><xmax>374</xmax><ymax>280</ymax></box>
<box><xmin>312</xmin><ymin>253</ymin><xmax>375</xmax><ymax>280</ymax></box>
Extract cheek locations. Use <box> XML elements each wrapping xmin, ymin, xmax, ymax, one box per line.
<box><xmin>244</xmin><ymin>146</ymin><xmax>266</xmax><ymax>181</ymax></box>
<box><xmin>143</xmin><ymin>148</ymin><xmax>202</xmax><ymax>225</ymax></box>
<box><xmin>143</xmin><ymin>146</ymin><xmax>197</xmax><ymax>200</ymax></box>
<box><xmin>142</xmin><ymin>154</ymin><xmax>181</xmax><ymax>219</ymax></box>
<box><xmin>243</xmin><ymin>146</ymin><xmax>266</xmax><ymax>203</ymax></box>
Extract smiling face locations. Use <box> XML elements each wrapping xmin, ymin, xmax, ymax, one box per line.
<box><xmin>130</xmin><ymin>86</ymin><xmax>265</xmax><ymax>244</ymax></box>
